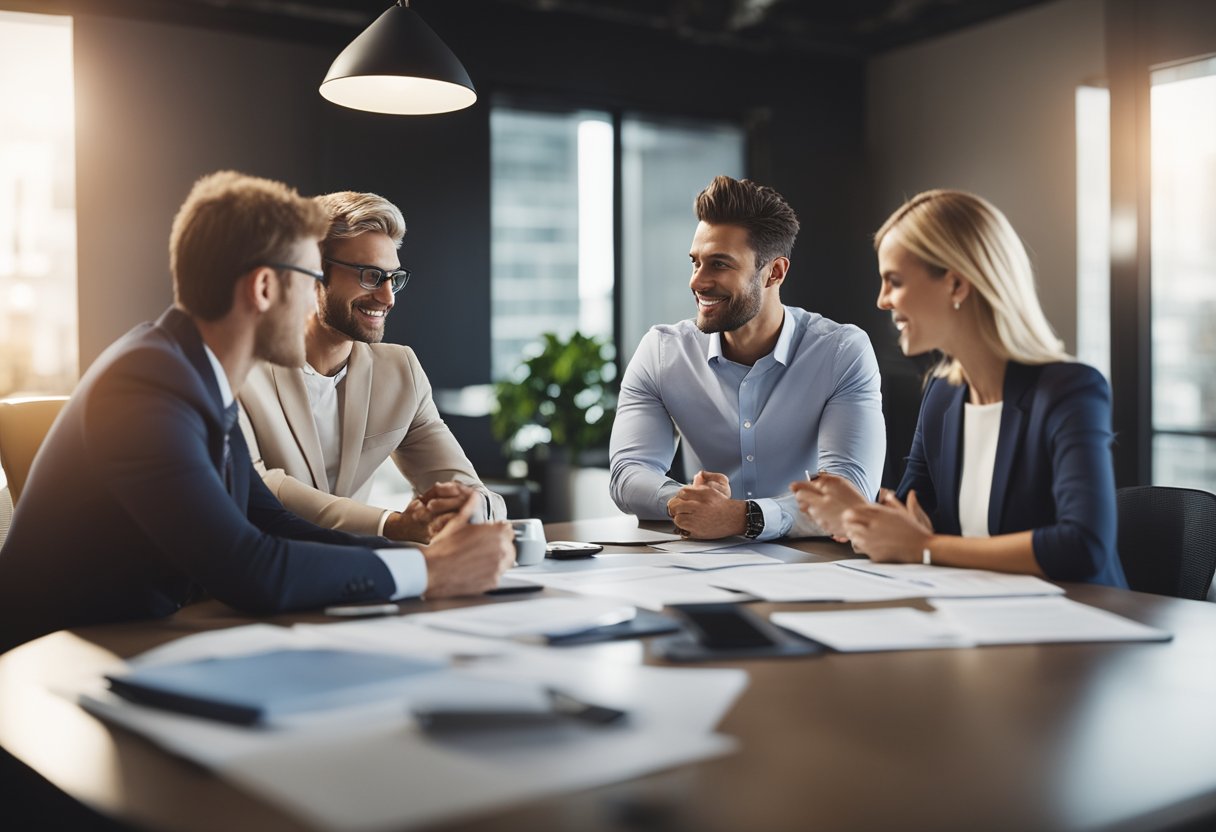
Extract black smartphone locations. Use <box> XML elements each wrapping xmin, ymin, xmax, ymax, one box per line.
<box><xmin>545</xmin><ymin>541</ymin><xmax>604</xmax><ymax>560</ymax></box>
<box><xmin>654</xmin><ymin>603</ymin><xmax>823</xmax><ymax>662</ymax></box>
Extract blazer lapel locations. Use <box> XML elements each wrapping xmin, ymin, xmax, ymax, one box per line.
<box><xmin>988</xmin><ymin>362</ymin><xmax>1030</xmax><ymax>534</ymax></box>
<box><xmin>938</xmin><ymin>381</ymin><xmax>967</xmax><ymax>534</ymax></box>
<box><xmin>272</xmin><ymin>364</ymin><xmax>329</xmax><ymax>490</ymax></box>
<box><xmin>334</xmin><ymin>343</ymin><xmax>372</xmax><ymax>497</ymax></box>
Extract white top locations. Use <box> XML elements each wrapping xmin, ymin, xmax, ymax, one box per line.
<box><xmin>958</xmin><ymin>401</ymin><xmax>1003</xmax><ymax>538</ymax></box>
<box><xmin>300</xmin><ymin>362</ymin><xmax>349</xmax><ymax>491</ymax></box>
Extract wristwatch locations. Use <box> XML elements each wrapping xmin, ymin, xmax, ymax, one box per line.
<box><xmin>743</xmin><ymin>500</ymin><xmax>765</xmax><ymax>539</ymax></box>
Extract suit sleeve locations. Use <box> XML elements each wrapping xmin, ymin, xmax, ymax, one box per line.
<box><xmin>238</xmin><ymin>403</ymin><xmax>391</xmax><ymax>536</ymax></box>
<box><xmin>609</xmin><ymin>330</ymin><xmax>683</xmax><ymax>519</ymax></box>
<box><xmin>85</xmin><ymin>351</ymin><xmax>397</xmax><ymax>614</ymax></box>
<box><xmin>1030</xmin><ymin>365</ymin><xmax>1118</xmax><ymax>581</ymax></box>
<box><xmin>896</xmin><ymin>378</ymin><xmax>939</xmax><ymax>519</ymax></box>
<box><xmin>391</xmin><ymin>350</ymin><xmax>507</xmax><ymax>521</ymax></box>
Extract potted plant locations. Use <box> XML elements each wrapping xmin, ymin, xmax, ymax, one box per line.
<box><xmin>491</xmin><ymin>331</ymin><xmax>617</xmax><ymax>519</ymax></box>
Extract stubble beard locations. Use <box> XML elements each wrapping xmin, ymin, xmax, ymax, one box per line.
<box><xmin>318</xmin><ymin>292</ymin><xmax>386</xmax><ymax>345</ymax></box>
<box><xmin>695</xmin><ymin>269</ymin><xmax>765</xmax><ymax>334</ymax></box>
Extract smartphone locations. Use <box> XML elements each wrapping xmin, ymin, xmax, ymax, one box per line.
<box><xmin>654</xmin><ymin>603</ymin><xmax>823</xmax><ymax>662</ymax></box>
<box><xmin>545</xmin><ymin>541</ymin><xmax>604</xmax><ymax>560</ymax></box>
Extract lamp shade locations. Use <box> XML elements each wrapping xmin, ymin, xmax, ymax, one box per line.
<box><xmin>320</xmin><ymin>2</ymin><xmax>476</xmax><ymax>115</ymax></box>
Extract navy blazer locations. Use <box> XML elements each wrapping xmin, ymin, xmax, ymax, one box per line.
<box><xmin>0</xmin><ymin>308</ymin><xmax>399</xmax><ymax>653</ymax></box>
<box><xmin>896</xmin><ymin>361</ymin><xmax>1127</xmax><ymax>587</ymax></box>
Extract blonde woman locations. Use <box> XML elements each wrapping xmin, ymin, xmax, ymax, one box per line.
<box><xmin>793</xmin><ymin>190</ymin><xmax>1127</xmax><ymax>587</ymax></box>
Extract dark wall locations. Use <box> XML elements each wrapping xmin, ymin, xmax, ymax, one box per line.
<box><xmin>56</xmin><ymin>1</ymin><xmax>868</xmax><ymax>476</ymax></box>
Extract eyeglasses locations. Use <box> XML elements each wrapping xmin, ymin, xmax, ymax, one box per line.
<box><xmin>323</xmin><ymin>257</ymin><xmax>411</xmax><ymax>293</ymax></box>
<box><xmin>264</xmin><ymin>262</ymin><xmax>325</xmax><ymax>283</ymax></box>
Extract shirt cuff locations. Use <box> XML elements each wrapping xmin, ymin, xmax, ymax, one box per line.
<box><xmin>753</xmin><ymin>497</ymin><xmax>787</xmax><ymax>542</ymax></box>
<box><xmin>374</xmin><ymin>547</ymin><xmax>427</xmax><ymax>599</ymax></box>
<box><xmin>376</xmin><ymin>509</ymin><xmax>393</xmax><ymax>538</ymax></box>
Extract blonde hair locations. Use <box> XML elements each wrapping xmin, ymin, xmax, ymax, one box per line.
<box><xmin>874</xmin><ymin>189</ymin><xmax>1067</xmax><ymax>384</ymax></box>
<box><xmin>315</xmin><ymin>191</ymin><xmax>406</xmax><ymax>254</ymax></box>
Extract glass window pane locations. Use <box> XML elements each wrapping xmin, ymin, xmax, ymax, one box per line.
<box><xmin>0</xmin><ymin>11</ymin><xmax>77</xmax><ymax>399</ymax></box>
<box><xmin>620</xmin><ymin>116</ymin><xmax>745</xmax><ymax>362</ymax></box>
<box><xmin>490</xmin><ymin>106</ymin><xmax>613</xmax><ymax>381</ymax></box>
<box><xmin>1075</xmin><ymin>84</ymin><xmax>1110</xmax><ymax>381</ymax></box>
<box><xmin>1153</xmin><ymin>434</ymin><xmax>1216</xmax><ymax>492</ymax></box>
<box><xmin>1150</xmin><ymin>59</ymin><xmax>1216</xmax><ymax>437</ymax></box>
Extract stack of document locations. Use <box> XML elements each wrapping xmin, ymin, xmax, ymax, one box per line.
<box><xmin>75</xmin><ymin>622</ymin><xmax>748</xmax><ymax>832</ymax></box>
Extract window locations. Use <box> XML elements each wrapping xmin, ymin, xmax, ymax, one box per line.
<box><xmin>490</xmin><ymin>101</ymin><xmax>745</xmax><ymax>380</ymax></box>
<box><xmin>1150</xmin><ymin>57</ymin><xmax>1216</xmax><ymax>490</ymax></box>
<box><xmin>0</xmin><ymin>11</ymin><xmax>77</xmax><ymax>399</ymax></box>
<box><xmin>490</xmin><ymin>106</ymin><xmax>613</xmax><ymax>381</ymax></box>
<box><xmin>1075</xmin><ymin>84</ymin><xmax>1110</xmax><ymax>381</ymax></box>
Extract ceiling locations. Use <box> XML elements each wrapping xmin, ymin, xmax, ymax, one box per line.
<box><xmin>21</xmin><ymin>0</ymin><xmax>1054</xmax><ymax>58</ymax></box>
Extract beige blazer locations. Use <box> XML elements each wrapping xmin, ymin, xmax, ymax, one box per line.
<box><xmin>238</xmin><ymin>342</ymin><xmax>505</xmax><ymax>536</ymax></box>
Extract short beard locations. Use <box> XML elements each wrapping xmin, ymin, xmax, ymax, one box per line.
<box><xmin>695</xmin><ymin>268</ymin><xmax>765</xmax><ymax>334</ymax></box>
<box><xmin>318</xmin><ymin>291</ymin><xmax>386</xmax><ymax>345</ymax></box>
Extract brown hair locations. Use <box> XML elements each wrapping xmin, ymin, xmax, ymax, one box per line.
<box><xmin>694</xmin><ymin>175</ymin><xmax>800</xmax><ymax>267</ymax></box>
<box><xmin>170</xmin><ymin>171</ymin><xmax>329</xmax><ymax>320</ymax></box>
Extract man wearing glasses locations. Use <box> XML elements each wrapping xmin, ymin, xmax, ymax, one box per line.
<box><xmin>609</xmin><ymin>175</ymin><xmax>885</xmax><ymax>540</ymax></box>
<box><xmin>239</xmin><ymin>191</ymin><xmax>505</xmax><ymax>544</ymax></box>
<box><xmin>0</xmin><ymin>172</ymin><xmax>513</xmax><ymax>653</ymax></box>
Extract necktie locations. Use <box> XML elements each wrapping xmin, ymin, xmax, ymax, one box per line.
<box><xmin>221</xmin><ymin>402</ymin><xmax>239</xmax><ymax>495</ymax></box>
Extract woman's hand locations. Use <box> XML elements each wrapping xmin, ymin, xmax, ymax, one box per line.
<box><xmin>789</xmin><ymin>473</ymin><xmax>867</xmax><ymax>541</ymax></box>
<box><xmin>842</xmin><ymin>489</ymin><xmax>934</xmax><ymax>562</ymax></box>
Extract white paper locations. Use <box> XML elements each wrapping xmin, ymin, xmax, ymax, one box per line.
<box><xmin>557</xmin><ymin>570</ymin><xmax>752</xmax><ymax>610</ymax></box>
<box><xmin>75</xmin><ymin>647</ymin><xmax>748</xmax><ymax>832</ymax></box>
<box><xmin>709</xmin><ymin>562</ymin><xmax>919</xmax><ymax>602</ymax></box>
<box><xmin>648</xmin><ymin>538</ymin><xmax>751</xmax><ymax>553</ymax></box>
<box><xmin>931</xmin><ymin>596</ymin><xmax>1173</xmax><ymax>644</ymax></box>
<box><xmin>772</xmin><ymin>608</ymin><xmax>974</xmax><ymax>652</ymax></box>
<box><xmin>408</xmin><ymin>597</ymin><xmax>636</xmax><ymax>639</ymax></box>
<box><xmin>838</xmin><ymin>562</ymin><xmax>1065</xmax><ymax>598</ymax></box>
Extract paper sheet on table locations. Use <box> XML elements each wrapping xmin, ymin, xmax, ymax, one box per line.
<box><xmin>76</xmin><ymin>647</ymin><xmax>747</xmax><ymax>832</ymax></box>
<box><xmin>552</xmin><ymin>569</ymin><xmax>752</xmax><ymax>610</ymax></box>
<box><xmin>770</xmin><ymin>596</ymin><xmax>1171</xmax><ymax>653</ymax></box>
<box><xmin>837</xmin><ymin>562</ymin><xmax>1065</xmax><ymax>597</ymax></box>
<box><xmin>708</xmin><ymin>562</ymin><xmax>920</xmax><ymax>602</ymax></box>
<box><xmin>130</xmin><ymin>623</ymin><xmax>331</xmax><ymax>667</ymax></box>
<box><xmin>409</xmin><ymin>597</ymin><xmax>636</xmax><ymax>639</ymax></box>
<box><xmin>931</xmin><ymin>596</ymin><xmax>1172</xmax><ymax>644</ymax></box>
<box><xmin>772</xmin><ymin>608</ymin><xmax>974</xmax><ymax>651</ymax></box>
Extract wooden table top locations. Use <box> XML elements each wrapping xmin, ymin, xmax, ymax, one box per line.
<box><xmin>3</xmin><ymin>517</ymin><xmax>1215</xmax><ymax>832</ymax></box>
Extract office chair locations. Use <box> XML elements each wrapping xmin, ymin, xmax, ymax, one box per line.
<box><xmin>1116</xmin><ymin>485</ymin><xmax>1216</xmax><ymax>601</ymax></box>
<box><xmin>0</xmin><ymin>396</ymin><xmax>69</xmax><ymax>506</ymax></box>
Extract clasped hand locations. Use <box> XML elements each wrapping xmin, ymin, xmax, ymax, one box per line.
<box><xmin>667</xmin><ymin>470</ymin><xmax>745</xmax><ymax>539</ymax></box>
<box><xmin>839</xmin><ymin>489</ymin><xmax>934</xmax><ymax>562</ymax></box>
<box><xmin>418</xmin><ymin>493</ymin><xmax>514</xmax><ymax>598</ymax></box>
<box><xmin>385</xmin><ymin>481</ymin><xmax>484</xmax><ymax>543</ymax></box>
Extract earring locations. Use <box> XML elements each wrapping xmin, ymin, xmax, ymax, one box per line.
<box><xmin>953</xmin><ymin>301</ymin><xmax>961</xmax><ymax>311</ymax></box>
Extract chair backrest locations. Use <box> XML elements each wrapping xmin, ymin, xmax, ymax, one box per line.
<box><xmin>0</xmin><ymin>396</ymin><xmax>70</xmax><ymax>505</ymax></box>
<box><xmin>1116</xmin><ymin>485</ymin><xmax>1216</xmax><ymax>601</ymax></box>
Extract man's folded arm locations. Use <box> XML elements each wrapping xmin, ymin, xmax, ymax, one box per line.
<box><xmin>86</xmin><ymin>361</ymin><xmax>398</xmax><ymax>613</ymax></box>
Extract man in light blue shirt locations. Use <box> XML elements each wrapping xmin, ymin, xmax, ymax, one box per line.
<box><xmin>609</xmin><ymin>175</ymin><xmax>885</xmax><ymax>540</ymax></box>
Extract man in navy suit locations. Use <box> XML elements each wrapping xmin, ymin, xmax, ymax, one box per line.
<box><xmin>0</xmin><ymin>171</ymin><xmax>513</xmax><ymax>653</ymax></box>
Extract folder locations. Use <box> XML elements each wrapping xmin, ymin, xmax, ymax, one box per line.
<box><xmin>106</xmin><ymin>648</ymin><xmax>444</xmax><ymax>726</ymax></box>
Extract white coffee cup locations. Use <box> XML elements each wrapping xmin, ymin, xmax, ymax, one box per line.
<box><xmin>510</xmin><ymin>519</ymin><xmax>547</xmax><ymax>566</ymax></box>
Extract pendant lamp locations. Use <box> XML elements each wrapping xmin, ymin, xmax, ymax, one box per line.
<box><xmin>320</xmin><ymin>1</ymin><xmax>477</xmax><ymax>115</ymax></box>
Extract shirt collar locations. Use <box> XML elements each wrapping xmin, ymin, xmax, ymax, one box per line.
<box><xmin>201</xmin><ymin>343</ymin><xmax>235</xmax><ymax>408</ymax></box>
<box><xmin>302</xmin><ymin>361</ymin><xmax>348</xmax><ymax>386</ymax></box>
<box><xmin>704</xmin><ymin>307</ymin><xmax>793</xmax><ymax>366</ymax></box>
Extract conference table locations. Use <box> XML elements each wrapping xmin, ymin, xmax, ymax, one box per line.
<box><xmin>2</xmin><ymin>516</ymin><xmax>1216</xmax><ymax>832</ymax></box>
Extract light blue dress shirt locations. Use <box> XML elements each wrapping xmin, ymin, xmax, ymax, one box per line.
<box><xmin>609</xmin><ymin>306</ymin><xmax>885</xmax><ymax>540</ymax></box>
<box><xmin>204</xmin><ymin>345</ymin><xmax>427</xmax><ymax>599</ymax></box>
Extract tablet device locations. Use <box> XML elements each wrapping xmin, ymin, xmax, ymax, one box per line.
<box><xmin>654</xmin><ymin>603</ymin><xmax>823</xmax><ymax>662</ymax></box>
